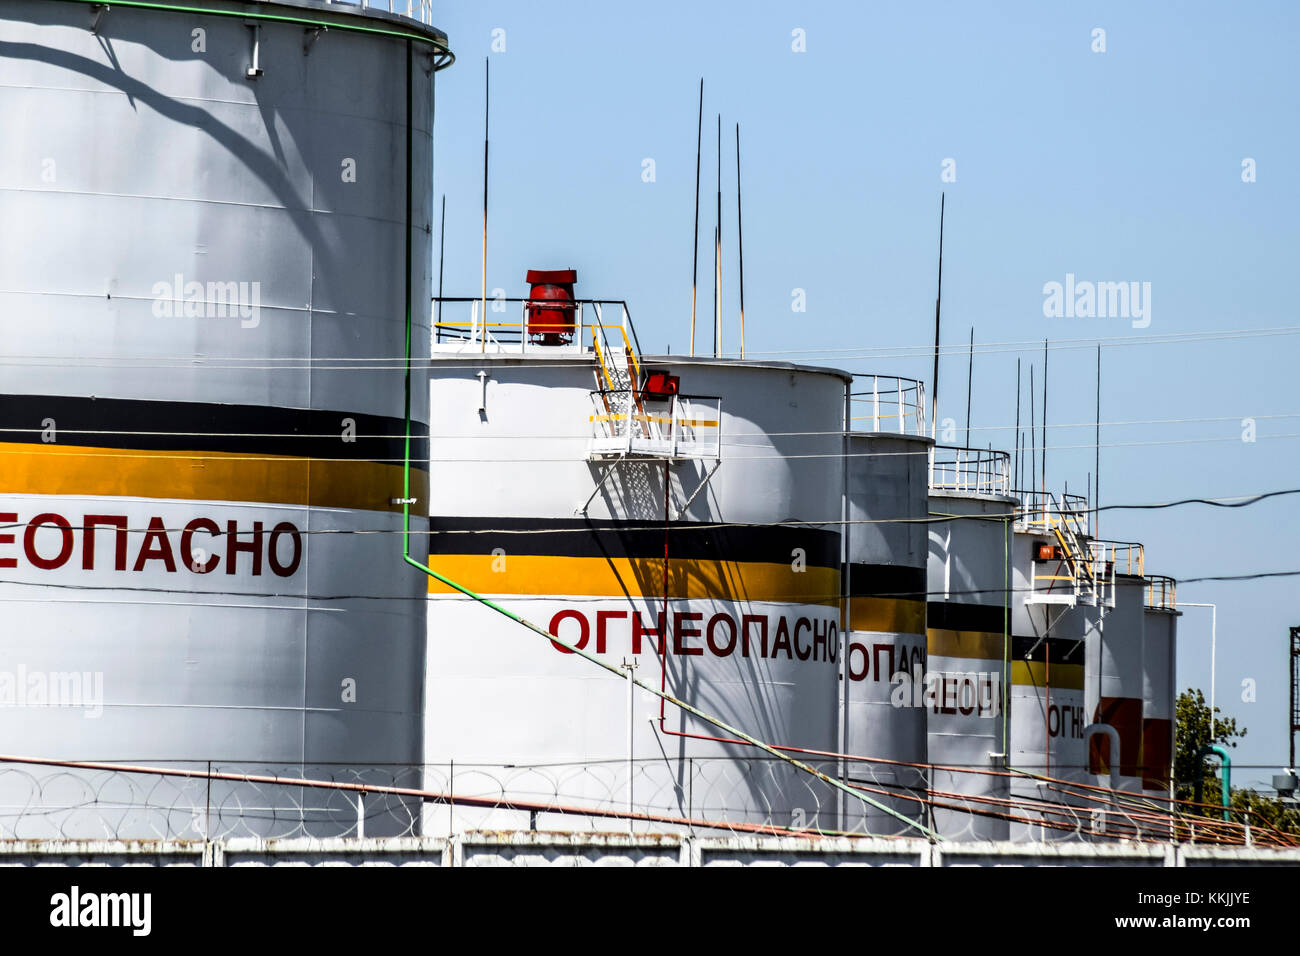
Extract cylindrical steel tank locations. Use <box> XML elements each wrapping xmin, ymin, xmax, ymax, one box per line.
<box><xmin>926</xmin><ymin>463</ymin><xmax>1016</xmax><ymax>842</ymax></box>
<box><xmin>1008</xmin><ymin>500</ymin><xmax>1089</xmax><ymax>842</ymax></box>
<box><xmin>1085</xmin><ymin>545</ymin><xmax>1147</xmax><ymax>797</ymax></box>
<box><xmin>0</xmin><ymin>0</ymin><xmax>448</xmax><ymax>838</ymax></box>
<box><xmin>424</xmin><ymin>349</ymin><xmax>850</xmax><ymax>834</ymax></box>
<box><xmin>1141</xmin><ymin>576</ymin><xmax>1178</xmax><ymax>806</ymax></box>
<box><xmin>841</xmin><ymin>428</ymin><xmax>932</xmax><ymax>836</ymax></box>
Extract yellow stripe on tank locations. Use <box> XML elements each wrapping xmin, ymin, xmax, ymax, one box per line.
<box><xmin>847</xmin><ymin>596</ymin><xmax>926</xmax><ymax>635</ymax></box>
<box><xmin>1</xmin><ymin>442</ymin><xmax>428</xmax><ymax>514</ymax></box>
<box><xmin>426</xmin><ymin>553</ymin><xmax>841</xmax><ymax>605</ymax></box>
<box><xmin>1011</xmin><ymin>661</ymin><xmax>1085</xmax><ymax>690</ymax></box>
<box><xmin>926</xmin><ymin>628</ymin><xmax>1006</xmax><ymax>661</ymax></box>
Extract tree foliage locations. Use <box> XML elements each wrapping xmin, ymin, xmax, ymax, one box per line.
<box><xmin>1173</xmin><ymin>687</ymin><xmax>1244</xmax><ymax>803</ymax></box>
<box><xmin>1174</xmin><ymin>688</ymin><xmax>1300</xmax><ymax>835</ymax></box>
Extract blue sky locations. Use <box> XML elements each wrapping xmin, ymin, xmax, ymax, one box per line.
<box><xmin>427</xmin><ymin>1</ymin><xmax>1300</xmax><ymax>781</ymax></box>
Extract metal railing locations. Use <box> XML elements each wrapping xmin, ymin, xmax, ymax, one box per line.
<box><xmin>1090</xmin><ymin>540</ymin><xmax>1146</xmax><ymax>579</ymax></box>
<box><xmin>849</xmin><ymin>376</ymin><xmax>927</xmax><ymax>436</ymax></box>
<box><xmin>930</xmin><ymin>446</ymin><xmax>1011</xmax><ymax>496</ymax></box>
<box><xmin>588</xmin><ymin>391</ymin><xmax>722</xmax><ymax>461</ymax></box>
<box><xmin>434</xmin><ymin>297</ymin><xmax>643</xmax><ymax>359</ymax></box>
<box><xmin>1013</xmin><ymin>490</ymin><xmax>1091</xmax><ymax>534</ymax></box>
<box><xmin>323</xmin><ymin>0</ymin><xmax>438</xmax><ymax>28</ymax></box>
<box><xmin>1145</xmin><ymin>574</ymin><xmax>1177</xmax><ymax>610</ymax></box>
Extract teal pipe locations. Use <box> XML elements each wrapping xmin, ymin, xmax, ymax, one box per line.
<box><xmin>1194</xmin><ymin>744</ymin><xmax>1231</xmax><ymax>822</ymax></box>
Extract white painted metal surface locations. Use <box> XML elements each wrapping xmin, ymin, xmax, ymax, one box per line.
<box><xmin>425</xmin><ymin>355</ymin><xmax>850</xmax><ymax>833</ymax></box>
<box><xmin>841</xmin><ymin>432</ymin><xmax>932</xmax><ymax>836</ymax></box>
<box><xmin>926</xmin><ymin>490</ymin><xmax>1016</xmax><ymax>841</ymax></box>
<box><xmin>0</xmin><ymin>0</ymin><xmax>438</xmax><ymax>837</ymax></box>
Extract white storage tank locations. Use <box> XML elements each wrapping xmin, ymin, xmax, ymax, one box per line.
<box><xmin>1141</xmin><ymin>576</ymin><xmax>1179</xmax><ymax>806</ymax></box>
<box><xmin>926</xmin><ymin>447</ymin><xmax>1016</xmax><ymax>841</ymax></box>
<box><xmin>840</xmin><ymin>381</ymin><xmax>931</xmax><ymax>836</ymax></box>
<box><xmin>1008</xmin><ymin>492</ymin><xmax>1091</xmax><ymax>841</ymax></box>
<box><xmin>424</xmin><ymin>310</ymin><xmax>852</xmax><ymax>833</ymax></box>
<box><xmin>0</xmin><ymin>0</ymin><xmax>449</xmax><ymax>837</ymax></box>
<box><xmin>1086</xmin><ymin>543</ymin><xmax>1148</xmax><ymax>796</ymax></box>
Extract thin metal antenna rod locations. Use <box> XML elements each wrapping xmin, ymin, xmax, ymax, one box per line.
<box><xmin>1018</xmin><ymin>430</ymin><xmax>1025</xmax><ymax>494</ymax></box>
<box><xmin>930</xmin><ymin>193</ymin><xmax>945</xmax><ymax>438</ymax></box>
<box><xmin>1014</xmin><ymin>358</ymin><xmax>1021</xmax><ymax>490</ymax></box>
<box><xmin>714</xmin><ymin>113</ymin><xmax>722</xmax><ymax>358</ymax></box>
<box><xmin>480</xmin><ymin>57</ymin><xmax>489</xmax><ymax>353</ymax></box>
<box><xmin>1095</xmin><ymin>344</ymin><xmax>1102</xmax><ymax>536</ymax></box>
<box><xmin>1042</xmin><ymin>338</ymin><xmax>1048</xmax><ymax>496</ymax></box>
<box><xmin>712</xmin><ymin>223</ymin><xmax>718</xmax><ymax>357</ymax></box>
<box><xmin>964</xmin><ymin>326</ymin><xmax>974</xmax><ymax>448</ymax></box>
<box><xmin>1029</xmin><ymin>365</ymin><xmax>1036</xmax><ymax>502</ymax></box>
<box><xmin>436</xmin><ymin>194</ymin><xmax>446</xmax><ymax>343</ymax></box>
<box><xmin>736</xmin><ymin>122</ymin><xmax>746</xmax><ymax>361</ymax></box>
<box><xmin>689</xmin><ymin>79</ymin><xmax>702</xmax><ymax>357</ymax></box>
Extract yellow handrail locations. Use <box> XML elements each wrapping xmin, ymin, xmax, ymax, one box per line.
<box><xmin>591</xmin><ymin>336</ymin><xmax>615</xmax><ymax>392</ymax></box>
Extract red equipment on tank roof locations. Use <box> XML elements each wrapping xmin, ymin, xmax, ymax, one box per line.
<box><xmin>525</xmin><ymin>269</ymin><xmax>577</xmax><ymax>346</ymax></box>
<box><xmin>641</xmin><ymin>370</ymin><xmax>680</xmax><ymax>398</ymax></box>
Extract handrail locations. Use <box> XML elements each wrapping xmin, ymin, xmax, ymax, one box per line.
<box><xmin>929</xmin><ymin>445</ymin><xmax>1010</xmax><ymax>496</ymax></box>
<box><xmin>588</xmin><ymin>391</ymin><xmax>721</xmax><ymax>461</ymax></box>
<box><xmin>324</xmin><ymin>0</ymin><xmax>439</xmax><ymax>29</ymax></box>
<box><xmin>1012</xmin><ymin>489</ymin><xmax>1090</xmax><ymax>533</ymax></box>
<box><xmin>1145</xmin><ymin>574</ymin><xmax>1177</xmax><ymax>610</ymax></box>
<box><xmin>848</xmin><ymin>376</ymin><xmax>927</xmax><ymax>436</ymax></box>
<box><xmin>434</xmin><ymin>297</ymin><xmax>643</xmax><ymax>371</ymax></box>
<box><xmin>1089</xmin><ymin>539</ymin><xmax>1145</xmax><ymax>578</ymax></box>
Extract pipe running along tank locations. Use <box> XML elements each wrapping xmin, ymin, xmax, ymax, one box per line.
<box><xmin>0</xmin><ymin>0</ymin><xmax>448</xmax><ymax>838</ymax></box>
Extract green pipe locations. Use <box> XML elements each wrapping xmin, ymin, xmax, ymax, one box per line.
<box><xmin>47</xmin><ymin>0</ymin><xmax>455</xmax><ymax>62</ymax></box>
<box><xmin>1194</xmin><ymin>744</ymin><xmax>1231</xmax><ymax>822</ymax></box>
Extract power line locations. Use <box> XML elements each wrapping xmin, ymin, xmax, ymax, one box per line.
<box><xmin>3</xmin><ymin>487</ymin><xmax>1297</xmax><ymax>536</ymax></box>
<box><xmin>2</xmin><ymin>323</ymin><xmax>1297</xmax><ymax>370</ymax></box>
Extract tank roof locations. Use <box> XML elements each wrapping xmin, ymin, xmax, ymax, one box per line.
<box><xmin>239</xmin><ymin>1</ymin><xmax>451</xmax><ymax>52</ymax></box>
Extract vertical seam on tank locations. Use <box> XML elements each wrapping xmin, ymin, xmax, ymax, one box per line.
<box><xmin>301</xmin><ymin>40</ymin><xmax>313</xmax><ymax>777</ymax></box>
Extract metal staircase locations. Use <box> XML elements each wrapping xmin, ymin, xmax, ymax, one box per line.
<box><xmin>591</xmin><ymin>328</ymin><xmax>642</xmax><ymax>447</ymax></box>
<box><xmin>1021</xmin><ymin>493</ymin><xmax>1111</xmax><ymax>608</ymax></box>
<box><xmin>586</xmin><ymin>306</ymin><xmax>721</xmax><ymax>463</ymax></box>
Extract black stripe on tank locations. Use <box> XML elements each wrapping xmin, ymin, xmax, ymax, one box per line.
<box><xmin>1011</xmin><ymin>635</ymin><xmax>1086</xmax><ymax>662</ymax></box>
<box><xmin>427</xmin><ymin>516</ymin><xmax>841</xmax><ymax>568</ymax></box>
<box><xmin>844</xmin><ymin>563</ymin><xmax>927</xmax><ymax>599</ymax></box>
<box><xmin>927</xmin><ymin>601</ymin><xmax>1007</xmax><ymax>633</ymax></box>
<box><xmin>0</xmin><ymin>394</ymin><xmax>428</xmax><ymax>464</ymax></box>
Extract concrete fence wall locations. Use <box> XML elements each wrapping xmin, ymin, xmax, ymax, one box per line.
<box><xmin>0</xmin><ymin>835</ymin><xmax>1296</xmax><ymax>867</ymax></box>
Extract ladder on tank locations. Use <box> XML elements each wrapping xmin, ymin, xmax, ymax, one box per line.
<box><xmin>579</xmin><ymin>307</ymin><xmax>723</xmax><ymax>515</ymax></box>
<box><xmin>592</xmin><ymin>323</ymin><xmax>644</xmax><ymax>445</ymax></box>
<box><xmin>1025</xmin><ymin>494</ymin><xmax>1106</xmax><ymax>608</ymax></box>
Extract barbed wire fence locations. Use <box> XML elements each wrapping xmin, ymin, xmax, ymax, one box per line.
<box><xmin>0</xmin><ymin>755</ymin><xmax>1287</xmax><ymax>848</ymax></box>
